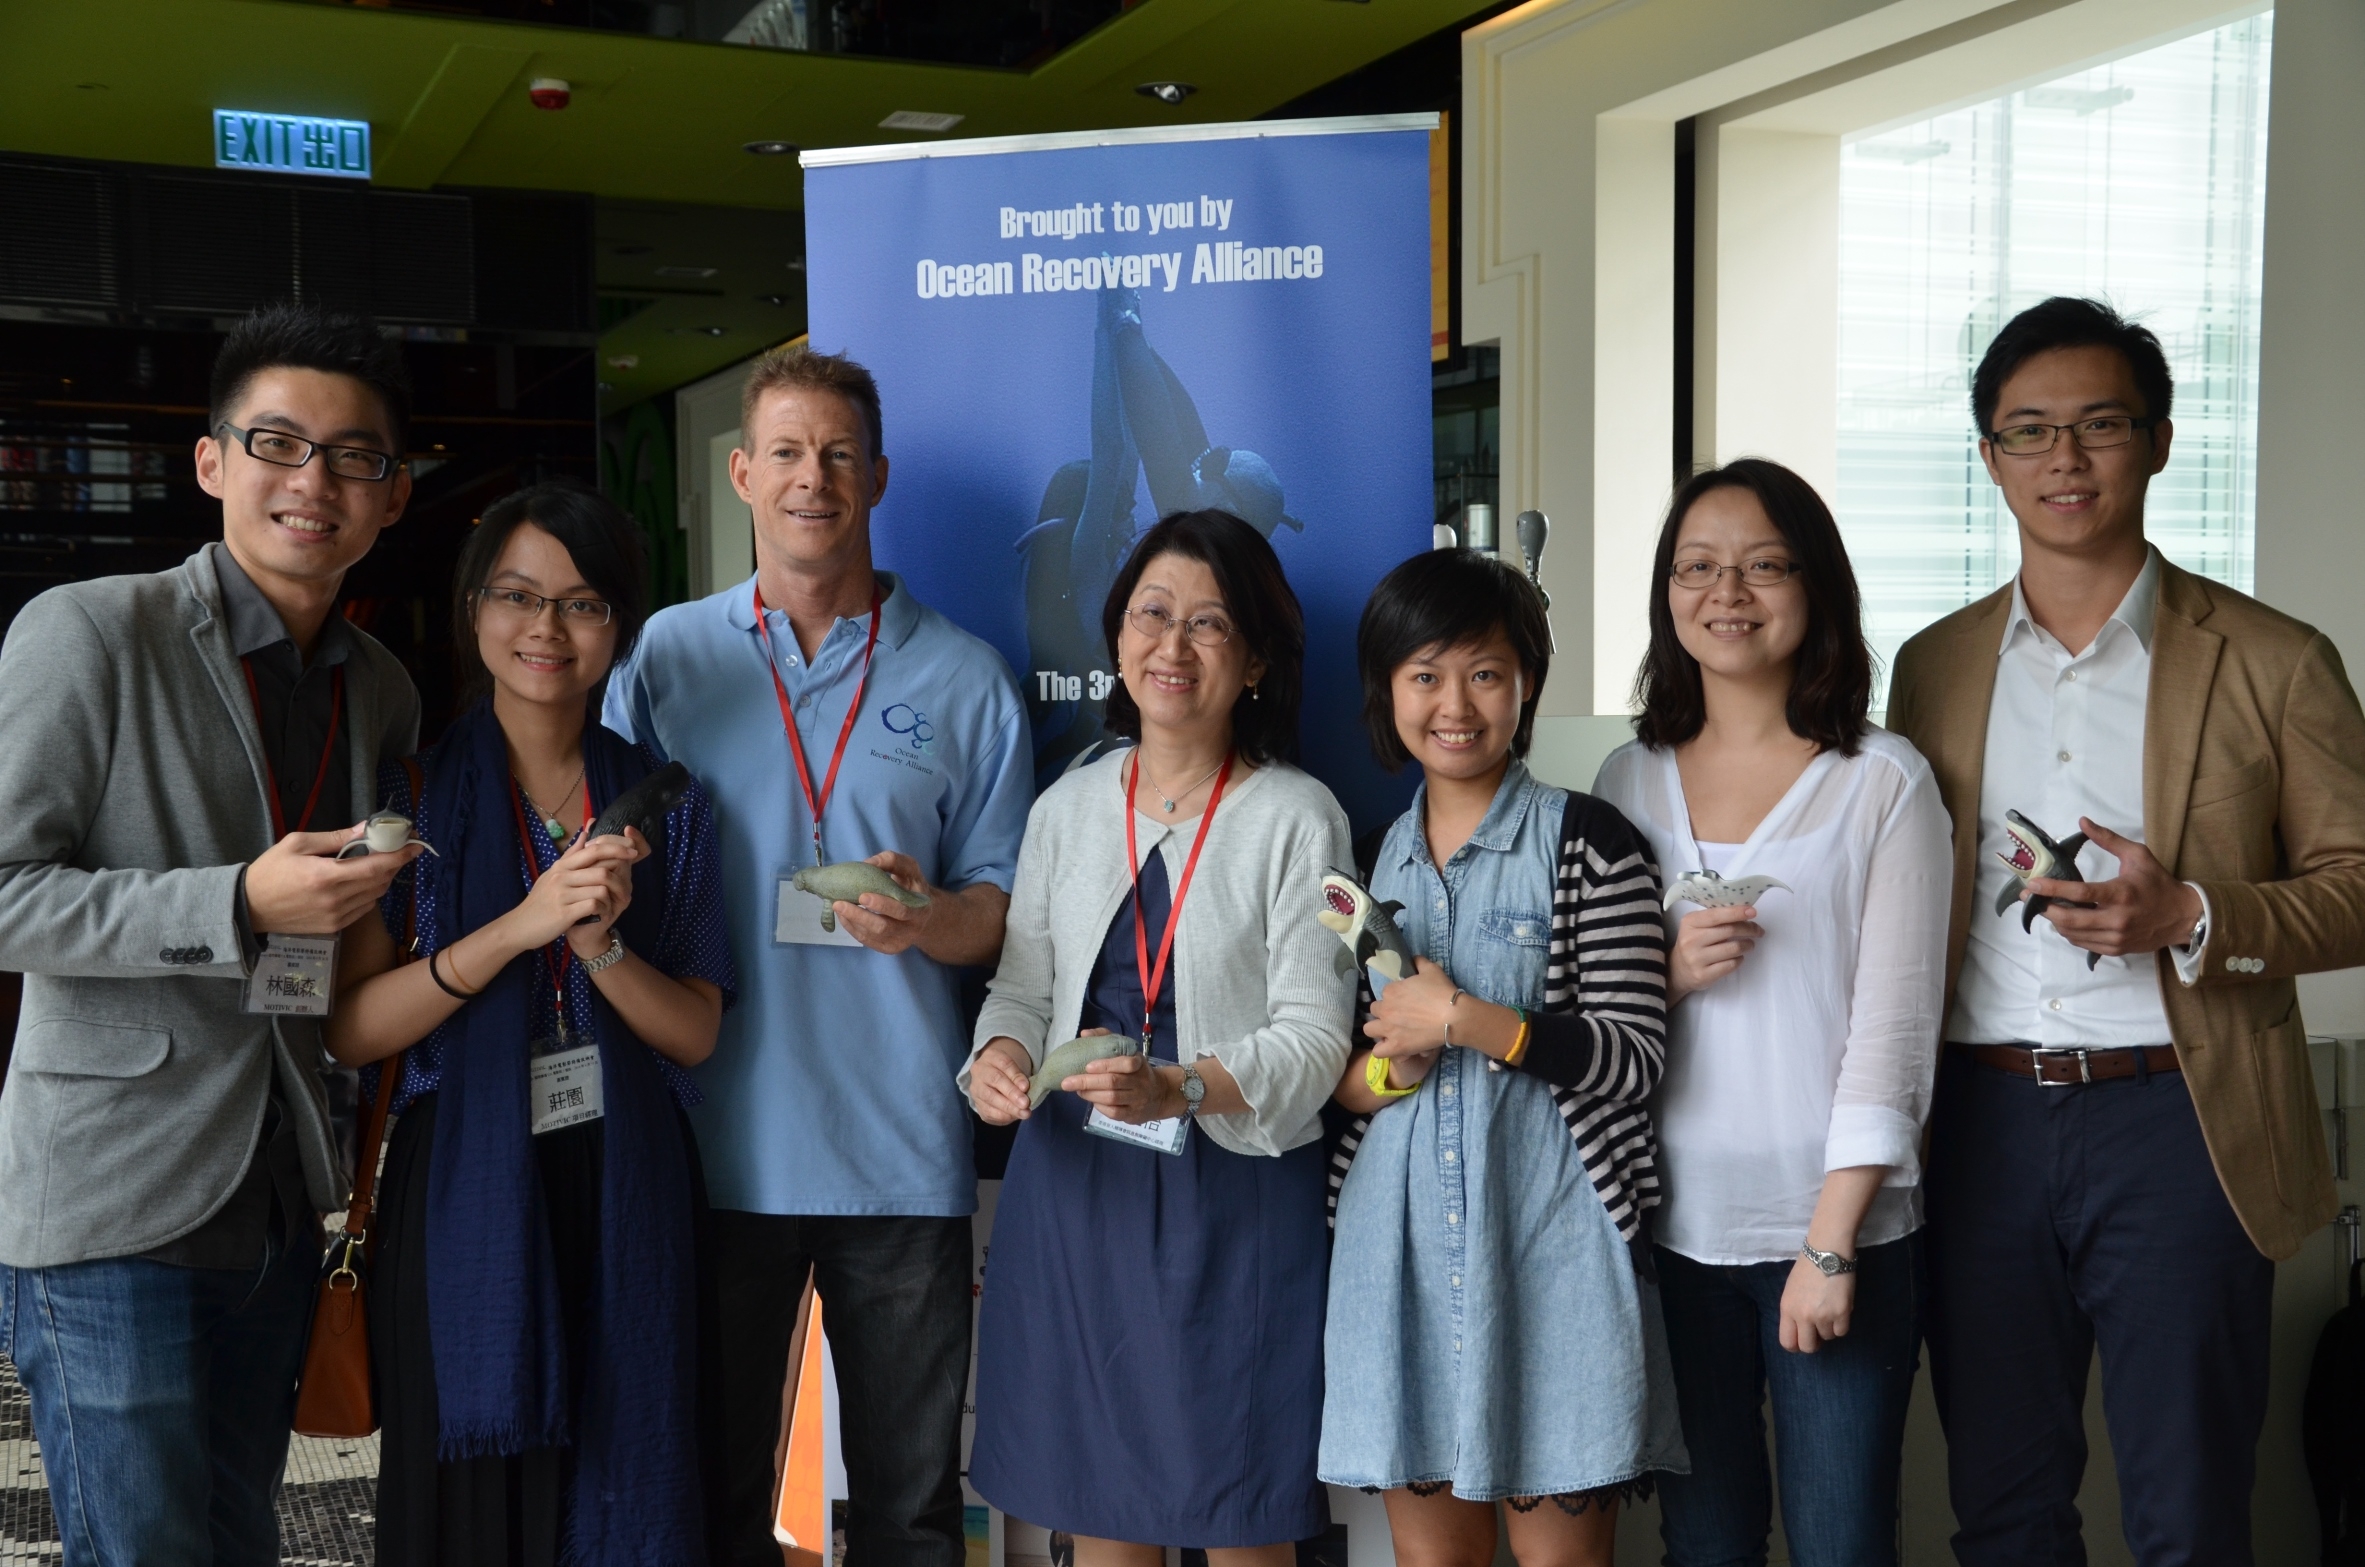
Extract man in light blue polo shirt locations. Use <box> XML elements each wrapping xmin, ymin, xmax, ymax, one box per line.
<box><xmin>604</xmin><ymin>345</ymin><xmax>1030</xmax><ymax>1567</ymax></box>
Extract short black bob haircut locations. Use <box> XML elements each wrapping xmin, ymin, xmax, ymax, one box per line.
<box><xmin>1357</xmin><ymin>549</ymin><xmax>1551</xmax><ymax>771</ymax></box>
<box><xmin>1632</xmin><ymin>458</ymin><xmax>1871</xmax><ymax>757</ymax></box>
<box><xmin>1971</xmin><ymin>296</ymin><xmax>2174</xmax><ymax>437</ymax></box>
<box><xmin>452</xmin><ymin>481</ymin><xmax>651</xmax><ymax>704</ymax></box>
<box><xmin>208</xmin><ymin>302</ymin><xmax>414</xmax><ymax>455</ymax></box>
<box><xmin>1100</xmin><ymin>509</ymin><xmax>1304</xmax><ymax>766</ymax></box>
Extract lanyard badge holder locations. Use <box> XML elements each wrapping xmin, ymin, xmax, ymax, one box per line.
<box><xmin>1084</xmin><ymin>751</ymin><xmax>1233</xmax><ymax>1157</ymax></box>
<box><xmin>241</xmin><ymin>660</ymin><xmax>346</xmax><ymax>1017</ymax></box>
<box><xmin>758</xmin><ymin>584</ymin><xmax>885</xmax><ymax>948</ymax></box>
<box><xmin>511</xmin><ymin>781</ymin><xmax>605</xmax><ymax>1136</ymax></box>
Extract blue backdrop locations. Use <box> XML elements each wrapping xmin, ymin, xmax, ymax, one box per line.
<box><xmin>803</xmin><ymin>121</ymin><xmax>1434</xmax><ymax>835</ymax></box>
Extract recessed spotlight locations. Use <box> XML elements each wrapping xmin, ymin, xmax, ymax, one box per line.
<box><xmin>755</xmin><ymin>294</ymin><xmax>790</xmax><ymax>307</ymax></box>
<box><xmin>879</xmin><ymin>110</ymin><xmax>964</xmax><ymax>133</ymax></box>
<box><xmin>668</xmin><ymin>326</ymin><xmax>729</xmax><ymax>337</ymax></box>
<box><xmin>655</xmin><ymin>265</ymin><xmax>718</xmax><ymax>279</ymax></box>
<box><xmin>786</xmin><ymin>257</ymin><xmax>806</xmax><ymax>272</ymax></box>
<box><xmin>1136</xmin><ymin>82</ymin><xmax>1196</xmax><ymax>106</ymax></box>
<box><xmin>744</xmin><ymin>139</ymin><xmax>800</xmax><ymax>156</ymax></box>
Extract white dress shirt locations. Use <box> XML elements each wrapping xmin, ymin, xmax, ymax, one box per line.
<box><xmin>1594</xmin><ymin>729</ymin><xmax>1952</xmax><ymax>1265</ymax></box>
<box><xmin>1948</xmin><ymin>548</ymin><xmax>2207</xmax><ymax>1046</ymax></box>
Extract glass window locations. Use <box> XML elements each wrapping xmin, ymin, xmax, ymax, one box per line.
<box><xmin>1836</xmin><ymin>13</ymin><xmax>2273</xmax><ymax>704</ymax></box>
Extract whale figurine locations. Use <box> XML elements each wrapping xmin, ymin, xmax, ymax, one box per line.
<box><xmin>1317</xmin><ymin>869</ymin><xmax>1419</xmax><ymax>989</ymax></box>
<box><xmin>1028</xmin><ymin>1033</ymin><xmax>1143</xmax><ymax>1108</ymax></box>
<box><xmin>792</xmin><ymin>861</ymin><xmax>931</xmax><ymax>932</ymax></box>
<box><xmin>1993</xmin><ymin>809</ymin><xmax>2100</xmax><ymax>969</ymax></box>
<box><xmin>1664</xmin><ymin>870</ymin><xmax>1789</xmax><ymax>911</ymax></box>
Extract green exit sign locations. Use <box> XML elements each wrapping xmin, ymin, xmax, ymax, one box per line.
<box><xmin>213</xmin><ymin>110</ymin><xmax>371</xmax><ymax>180</ymax></box>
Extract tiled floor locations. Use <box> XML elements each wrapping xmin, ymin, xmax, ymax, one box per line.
<box><xmin>0</xmin><ymin>1356</ymin><xmax>378</xmax><ymax>1565</ymax></box>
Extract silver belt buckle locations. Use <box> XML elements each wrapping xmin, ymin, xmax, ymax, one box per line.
<box><xmin>2027</xmin><ymin>1046</ymin><xmax>2092</xmax><ymax>1087</ymax></box>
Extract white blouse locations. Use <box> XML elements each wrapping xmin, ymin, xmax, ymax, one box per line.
<box><xmin>1592</xmin><ymin>727</ymin><xmax>1952</xmax><ymax>1266</ymax></box>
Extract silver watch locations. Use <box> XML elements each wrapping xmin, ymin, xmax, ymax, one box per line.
<box><xmin>582</xmin><ymin>932</ymin><xmax>627</xmax><ymax>974</ymax></box>
<box><xmin>1799</xmin><ymin>1244</ymin><xmax>1857</xmax><ymax>1277</ymax></box>
<box><xmin>1178</xmin><ymin>1061</ymin><xmax>1206</xmax><ymax>1119</ymax></box>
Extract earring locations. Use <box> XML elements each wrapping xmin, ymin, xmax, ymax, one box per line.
<box><xmin>1250</xmin><ymin>685</ymin><xmax>1261</xmax><ymax>701</ymax></box>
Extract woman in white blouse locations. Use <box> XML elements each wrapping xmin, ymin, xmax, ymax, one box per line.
<box><xmin>960</xmin><ymin>511</ymin><xmax>1356</xmax><ymax>1567</ymax></box>
<box><xmin>1591</xmin><ymin>459</ymin><xmax>1950</xmax><ymax>1567</ymax></box>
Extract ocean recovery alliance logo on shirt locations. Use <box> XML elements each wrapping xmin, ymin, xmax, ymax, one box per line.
<box><xmin>880</xmin><ymin>702</ymin><xmax>937</xmax><ymax>761</ymax></box>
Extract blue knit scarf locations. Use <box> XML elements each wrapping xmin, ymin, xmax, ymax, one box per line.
<box><xmin>415</xmin><ymin>699</ymin><xmax>702</xmax><ymax>1565</ymax></box>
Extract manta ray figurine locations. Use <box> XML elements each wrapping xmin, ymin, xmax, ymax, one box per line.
<box><xmin>1993</xmin><ymin>809</ymin><xmax>2100</xmax><ymax>969</ymax></box>
<box><xmin>1317</xmin><ymin>870</ymin><xmax>1420</xmax><ymax>989</ymax></box>
<box><xmin>1663</xmin><ymin>870</ymin><xmax>1789</xmax><ymax>911</ymax></box>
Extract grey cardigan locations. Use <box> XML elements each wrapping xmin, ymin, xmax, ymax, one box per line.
<box><xmin>0</xmin><ymin>545</ymin><xmax>420</xmax><ymax>1267</ymax></box>
<box><xmin>961</xmin><ymin>750</ymin><xmax>1356</xmax><ymax>1157</ymax></box>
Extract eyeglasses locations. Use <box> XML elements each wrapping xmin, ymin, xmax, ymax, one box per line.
<box><xmin>1126</xmin><ymin>602</ymin><xmax>1234</xmax><ymax>648</ymax></box>
<box><xmin>1669</xmin><ymin>558</ymin><xmax>1802</xmax><ymax>590</ymax></box>
<box><xmin>473</xmin><ymin>587</ymin><xmax>615</xmax><ymax>627</ymax></box>
<box><xmin>217</xmin><ymin>423</ymin><xmax>399</xmax><ymax>482</ymax></box>
<box><xmin>1986</xmin><ymin>415</ymin><xmax>2157</xmax><ymax>456</ymax></box>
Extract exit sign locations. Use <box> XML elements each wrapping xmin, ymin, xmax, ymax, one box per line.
<box><xmin>213</xmin><ymin>110</ymin><xmax>371</xmax><ymax>180</ymax></box>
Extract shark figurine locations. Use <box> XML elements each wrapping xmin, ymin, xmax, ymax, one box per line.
<box><xmin>1663</xmin><ymin>870</ymin><xmax>1789</xmax><ymax>911</ymax></box>
<box><xmin>1317</xmin><ymin>869</ymin><xmax>1420</xmax><ymax>990</ymax></box>
<box><xmin>1993</xmin><ymin>809</ymin><xmax>2100</xmax><ymax>969</ymax></box>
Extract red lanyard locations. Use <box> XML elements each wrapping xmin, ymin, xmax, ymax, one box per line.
<box><xmin>509</xmin><ymin>775</ymin><xmax>591</xmax><ymax>1044</ymax></box>
<box><xmin>240</xmin><ymin>657</ymin><xmax>345</xmax><ymax>838</ymax></box>
<box><xmin>1122</xmin><ymin>750</ymin><xmax>1233</xmax><ymax>1056</ymax></box>
<box><xmin>754</xmin><ymin>582</ymin><xmax>884</xmax><ymax>867</ymax></box>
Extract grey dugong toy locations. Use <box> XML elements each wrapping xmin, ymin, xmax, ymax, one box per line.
<box><xmin>334</xmin><ymin>812</ymin><xmax>438</xmax><ymax>860</ymax></box>
<box><xmin>1663</xmin><ymin>870</ymin><xmax>1789</xmax><ymax>911</ymax></box>
<box><xmin>1028</xmin><ymin>1034</ymin><xmax>1142</xmax><ymax>1109</ymax></box>
<box><xmin>792</xmin><ymin>861</ymin><xmax>931</xmax><ymax>932</ymax></box>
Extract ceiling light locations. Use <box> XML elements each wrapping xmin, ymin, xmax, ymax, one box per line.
<box><xmin>786</xmin><ymin>257</ymin><xmax>806</xmax><ymax>272</ymax></box>
<box><xmin>745</xmin><ymin>139</ymin><xmax>800</xmax><ymax>156</ymax></box>
<box><xmin>756</xmin><ymin>293</ymin><xmax>790</xmax><ymax>307</ymax></box>
<box><xmin>655</xmin><ymin>265</ymin><xmax>718</xmax><ymax>279</ymax></box>
<box><xmin>879</xmin><ymin>110</ymin><xmax>964</xmax><ymax>133</ymax></box>
<box><xmin>669</xmin><ymin>326</ymin><xmax>729</xmax><ymax>337</ymax></box>
<box><xmin>606</xmin><ymin>354</ymin><xmax>641</xmax><ymax>369</ymax></box>
<box><xmin>1136</xmin><ymin>82</ymin><xmax>1196</xmax><ymax>106</ymax></box>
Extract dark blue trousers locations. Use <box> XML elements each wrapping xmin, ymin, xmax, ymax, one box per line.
<box><xmin>1924</xmin><ymin>1050</ymin><xmax>2274</xmax><ymax>1566</ymax></box>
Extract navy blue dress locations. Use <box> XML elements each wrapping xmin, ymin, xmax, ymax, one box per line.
<box><xmin>971</xmin><ymin>855</ymin><xmax>1332</xmax><ymax>1547</ymax></box>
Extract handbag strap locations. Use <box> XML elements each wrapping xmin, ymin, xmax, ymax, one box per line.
<box><xmin>337</xmin><ymin>756</ymin><xmax>425</xmax><ymax>1243</ymax></box>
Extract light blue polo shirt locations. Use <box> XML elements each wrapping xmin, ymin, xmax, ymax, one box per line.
<box><xmin>604</xmin><ymin>572</ymin><xmax>1031</xmax><ymax>1216</ymax></box>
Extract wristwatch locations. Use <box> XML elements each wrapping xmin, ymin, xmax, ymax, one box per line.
<box><xmin>1177</xmin><ymin>1061</ymin><xmax>1206</xmax><ymax>1120</ymax></box>
<box><xmin>1799</xmin><ymin>1244</ymin><xmax>1857</xmax><ymax>1277</ymax></box>
<box><xmin>582</xmin><ymin>932</ymin><xmax>627</xmax><ymax>974</ymax></box>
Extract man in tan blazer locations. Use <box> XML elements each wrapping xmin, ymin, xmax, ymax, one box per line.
<box><xmin>1889</xmin><ymin>297</ymin><xmax>2365</xmax><ymax>1565</ymax></box>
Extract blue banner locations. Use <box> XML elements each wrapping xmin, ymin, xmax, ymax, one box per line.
<box><xmin>802</xmin><ymin>119</ymin><xmax>1435</xmax><ymax>834</ymax></box>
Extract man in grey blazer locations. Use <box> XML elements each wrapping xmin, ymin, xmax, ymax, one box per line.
<box><xmin>0</xmin><ymin>305</ymin><xmax>425</xmax><ymax>1567</ymax></box>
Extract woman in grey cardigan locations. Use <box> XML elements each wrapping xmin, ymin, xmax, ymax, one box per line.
<box><xmin>961</xmin><ymin>511</ymin><xmax>1355</xmax><ymax>1567</ymax></box>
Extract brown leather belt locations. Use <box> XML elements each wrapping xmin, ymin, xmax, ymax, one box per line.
<box><xmin>1957</xmin><ymin>1043</ymin><xmax>2181</xmax><ymax>1086</ymax></box>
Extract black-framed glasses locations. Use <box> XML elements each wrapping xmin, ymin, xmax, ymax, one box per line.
<box><xmin>1986</xmin><ymin>415</ymin><xmax>2158</xmax><ymax>456</ymax></box>
<box><xmin>473</xmin><ymin>587</ymin><xmax>615</xmax><ymax>627</ymax></box>
<box><xmin>1126</xmin><ymin>602</ymin><xmax>1233</xmax><ymax>647</ymax></box>
<box><xmin>1669</xmin><ymin>558</ymin><xmax>1802</xmax><ymax>590</ymax></box>
<box><xmin>217</xmin><ymin>422</ymin><xmax>399</xmax><ymax>482</ymax></box>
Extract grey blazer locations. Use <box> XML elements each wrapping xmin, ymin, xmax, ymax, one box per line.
<box><xmin>0</xmin><ymin>544</ymin><xmax>420</xmax><ymax>1268</ymax></box>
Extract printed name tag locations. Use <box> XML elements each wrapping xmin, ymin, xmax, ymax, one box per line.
<box><xmin>1084</xmin><ymin>1108</ymin><xmax>1190</xmax><ymax>1156</ymax></box>
<box><xmin>242</xmin><ymin>934</ymin><xmax>337</xmax><ymax>1016</ymax></box>
<box><xmin>530</xmin><ymin>1043</ymin><xmax>605</xmax><ymax>1135</ymax></box>
<box><xmin>773</xmin><ymin>878</ymin><xmax>865</xmax><ymax>948</ymax></box>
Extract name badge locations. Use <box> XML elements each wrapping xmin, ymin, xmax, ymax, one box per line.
<box><xmin>242</xmin><ymin>934</ymin><xmax>337</xmax><ymax>1016</ymax></box>
<box><xmin>1084</xmin><ymin>1108</ymin><xmax>1190</xmax><ymax>1156</ymax></box>
<box><xmin>773</xmin><ymin>877</ymin><xmax>864</xmax><ymax>948</ymax></box>
<box><xmin>530</xmin><ymin>1042</ymin><xmax>605</xmax><ymax>1136</ymax></box>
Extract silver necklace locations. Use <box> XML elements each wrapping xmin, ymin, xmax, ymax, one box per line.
<box><xmin>519</xmin><ymin>766</ymin><xmax>586</xmax><ymax>844</ymax></box>
<box><xmin>1141</xmin><ymin>755</ymin><xmax>1224</xmax><ymax>813</ymax></box>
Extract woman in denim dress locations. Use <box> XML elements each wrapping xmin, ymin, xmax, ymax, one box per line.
<box><xmin>1320</xmin><ymin>551</ymin><xmax>1685</xmax><ymax>1567</ymax></box>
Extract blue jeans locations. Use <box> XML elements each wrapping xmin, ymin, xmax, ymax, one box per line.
<box><xmin>0</xmin><ymin>1230</ymin><xmax>316</xmax><ymax>1567</ymax></box>
<box><xmin>1652</xmin><ymin>1234</ymin><xmax>1923</xmax><ymax>1567</ymax></box>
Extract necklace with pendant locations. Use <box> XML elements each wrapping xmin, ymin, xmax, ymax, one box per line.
<box><xmin>1142</xmin><ymin>755</ymin><xmax>1224</xmax><ymax>814</ymax></box>
<box><xmin>520</xmin><ymin>766</ymin><xmax>586</xmax><ymax>845</ymax></box>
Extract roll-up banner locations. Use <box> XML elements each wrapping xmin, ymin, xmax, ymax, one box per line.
<box><xmin>800</xmin><ymin>114</ymin><xmax>1438</xmax><ymax>833</ymax></box>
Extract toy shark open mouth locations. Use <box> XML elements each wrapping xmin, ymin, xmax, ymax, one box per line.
<box><xmin>1993</xmin><ymin>809</ymin><xmax>2100</xmax><ymax>969</ymax></box>
<box><xmin>1317</xmin><ymin>869</ymin><xmax>1418</xmax><ymax>989</ymax></box>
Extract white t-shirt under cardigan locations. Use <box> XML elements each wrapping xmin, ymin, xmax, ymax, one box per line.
<box><xmin>960</xmin><ymin>749</ymin><xmax>1358</xmax><ymax>1159</ymax></box>
<box><xmin>1593</xmin><ymin>727</ymin><xmax>1952</xmax><ymax>1266</ymax></box>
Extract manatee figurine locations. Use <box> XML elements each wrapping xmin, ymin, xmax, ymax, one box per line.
<box><xmin>792</xmin><ymin>861</ymin><xmax>931</xmax><ymax>932</ymax></box>
<box><xmin>1317</xmin><ymin>869</ymin><xmax>1418</xmax><ymax>988</ymax></box>
<box><xmin>1993</xmin><ymin>809</ymin><xmax>2100</xmax><ymax>969</ymax></box>
<box><xmin>1664</xmin><ymin>870</ymin><xmax>1788</xmax><ymax>911</ymax></box>
<box><xmin>334</xmin><ymin>812</ymin><xmax>438</xmax><ymax>860</ymax></box>
<box><xmin>1027</xmin><ymin>1033</ymin><xmax>1143</xmax><ymax>1109</ymax></box>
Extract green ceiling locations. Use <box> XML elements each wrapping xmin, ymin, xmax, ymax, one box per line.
<box><xmin>0</xmin><ymin>0</ymin><xmax>1484</xmax><ymax>411</ymax></box>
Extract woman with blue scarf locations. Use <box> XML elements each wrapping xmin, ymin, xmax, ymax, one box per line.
<box><xmin>328</xmin><ymin>481</ymin><xmax>734</xmax><ymax>1567</ymax></box>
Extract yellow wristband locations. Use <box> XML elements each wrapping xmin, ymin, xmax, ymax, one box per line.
<box><xmin>1364</xmin><ymin>1051</ymin><xmax>1418</xmax><ymax>1101</ymax></box>
<box><xmin>1504</xmin><ymin>1016</ymin><xmax>1532</xmax><ymax>1067</ymax></box>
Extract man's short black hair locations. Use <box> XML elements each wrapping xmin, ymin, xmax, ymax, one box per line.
<box><xmin>208</xmin><ymin>303</ymin><xmax>413</xmax><ymax>454</ymax></box>
<box><xmin>1972</xmin><ymin>296</ymin><xmax>2173</xmax><ymax>436</ymax></box>
<box><xmin>1356</xmin><ymin>549</ymin><xmax>1551</xmax><ymax>771</ymax></box>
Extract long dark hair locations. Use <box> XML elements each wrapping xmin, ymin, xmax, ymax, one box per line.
<box><xmin>1356</xmin><ymin>549</ymin><xmax>1551</xmax><ymax>770</ymax></box>
<box><xmin>1632</xmin><ymin>458</ymin><xmax>1871</xmax><ymax>755</ymax></box>
<box><xmin>452</xmin><ymin>480</ymin><xmax>650</xmax><ymax>703</ymax></box>
<box><xmin>1100</xmin><ymin>510</ymin><xmax>1304</xmax><ymax>765</ymax></box>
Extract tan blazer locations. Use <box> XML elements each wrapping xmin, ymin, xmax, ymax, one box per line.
<box><xmin>1889</xmin><ymin>558</ymin><xmax>2365</xmax><ymax>1261</ymax></box>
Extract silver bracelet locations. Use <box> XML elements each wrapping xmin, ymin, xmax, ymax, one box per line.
<box><xmin>581</xmin><ymin>932</ymin><xmax>627</xmax><ymax>974</ymax></box>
